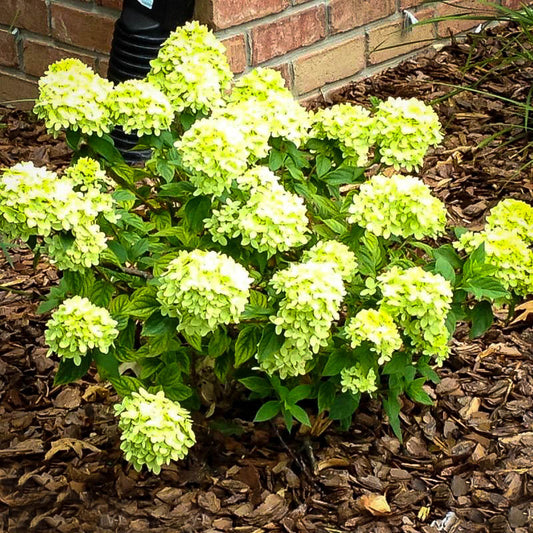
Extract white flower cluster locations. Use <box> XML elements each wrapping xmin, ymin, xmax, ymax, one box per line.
<box><xmin>45</xmin><ymin>296</ymin><xmax>118</xmax><ymax>365</ymax></box>
<box><xmin>486</xmin><ymin>198</ymin><xmax>533</xmax><ymax>244</ymax></box>
<box><xmin>301</xmin><ymin>240</ymin><xmax>358</xmax><ymax>282</ymax></box>
<box><xmin>345</xmin><ymin>308</ymin><xmax>402</xmax><ymax>365</ymax></box>
<box><xmin>33</xmin><ymin>58</ymin><xmax>113</xmax><ymax>136</ymax></box>
<box><xmin>347</xmin><ymin>174</ymin><xmax>447</xmax><ymax>240</ymax></box>
<box><xmin>312</xmin><ymin>104</ymin><xmax>376</xmax><ymax>167</ymax></box>
<box><xmin>205</xmin><ymin>167</ymin><xmax>310</xmax><ymax>256</ymax></box>
<box><xmin>115</xmin><ymin>389</ymin><xmax>195</xmax><ymax>474</ymax></box>
<box><xmin>374</xmin><ymin>97</ymin><xmax>443</xmax><ymax>171</ymax></box>
<box><xmin>0</xmin><ymin>160</ymin><xmax>115</xmax><ymax>270</ymax></box>
<box><xmin>108</xmin><ymin>79</ymin><xmax>173</xmax><ymax>136</ymax></box>
<box><xmin>175</xmin><ymin>116</ymin><xmax>250</xmax><ymax>197</ymax></box>
<box><xmin>148</xmin><ymin>21</ymin><xmax>233</xmax><ymax>114</ymax></box>
<box><xmin>156</xmin><ymin>250</ymin><xmax>252</xmax><ymax>337</ymax></box>
<box><xmin>378</xmin><ymin>266</ymin><xmax>453</xmax><ymax>364</ymax></box>
<box><xmin>260</xmin><ymin>243</ymin><xmax>354</xmax><ymax>378</ymax></box>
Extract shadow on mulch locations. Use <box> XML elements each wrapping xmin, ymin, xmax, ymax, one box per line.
<box><xmin>1</xmin><ymin>25</ymin><xmax>533</xmax><ymax>533</ymax></box>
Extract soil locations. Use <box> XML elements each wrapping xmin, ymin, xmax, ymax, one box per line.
<box><xmin>1</xmin><ymin>25</ymin><xmax>533</xmax><ymax>533</ymax></box>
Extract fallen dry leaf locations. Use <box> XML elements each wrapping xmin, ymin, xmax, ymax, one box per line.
<box><xmin>45</xmin><ymin>438</ymin><xmax>101</xmax><ymax>460</ymax></box>
<box><xmin>357</xmin><ymin>493</ymin><xmax>391</xmax><ymax>515</ymax></box>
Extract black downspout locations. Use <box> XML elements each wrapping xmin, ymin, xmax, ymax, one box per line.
<box><xmin>107</xmin><ymin>0</ymin><xmax>195</xmax><ymax>163</ymax></box>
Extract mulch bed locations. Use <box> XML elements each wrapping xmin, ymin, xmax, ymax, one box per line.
<box><xmin>1</xmin><ymin>26</ymin><xmax>533</xmax><ymax>533</ymax></box>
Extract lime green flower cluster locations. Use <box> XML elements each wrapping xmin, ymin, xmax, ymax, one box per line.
<box><xmin>378</xmin><ymin>267</ymin><xmax>453</xmax><ymax>363</ymax></box>
<box><xmin>263</xmin><ymin>260</ymin><xmax>347</xmax><ymax>378</ymax></box>
<box><xmin>374</xmin><ymin>97</ymin><xmax>443</xmax><ymax>171</ymax></box>
<box><xmin>302</xmin><ymin>240</ymin><xmax>358</xmax><ymax>282</ymax></box>
<box><xmin>114</xmin><ymin>389</ymin><xmax>195</xmax><ymax>474</ymax></box>
<box><xmin>45</xmin><ymin>296</ymin><xmax>118</xmax><ymax>365</ymax></box>
<box><xmin>175</xmin><ymin>116</ymin><xmax>250</xmax><ymax>197</ymax></box>
<box><xmin>108</xmin><ymin>79</ymin><xmax>173</xmax><ymax>136</ymax></box>
<box><xmin>64</xmin><ymin>157</ymin><xmax>113</xmax><ymax>191</ymax></box>
<box><xmin>455</xmin><ymin>228</ymin><xmax>533</xmax><ymax>296</ymax></box>
<box><xmin>224</xmin><ymin>68</ymin><xmax>311</xmax><ymax>149</ymax></box>
<box><xmin>205</xmin><ymin>167</ymin><xmax>310</xmax><ymax>256</ymax></box>
<box><xmin>486</xmin><ymin>198</ymin><xmax>533</xmax><ymax>244</ymax></box>
<box><xmin>345</xmin><ymin>308</ymin><xmax>402</xmax><ymax>365</ymax></box>
<box><xmin>340</xmin><ymin>365</ymin><xmax>378</xmax><ymax>395</ymax></box>
<box><xmin>0</xmin><ymin>160</ymin><xmax>115</xmax><ymax>270</ymax></box>
<box><xmin>157</xmin><ymin>250</ymin><xmax>252</xmax><ymax>337</ymax></box>
<box><xmin>148</xmin><ymin>21</ymin><xmax>232</xmax><ymax>114</ymax></box>
<box><xmin>312</xmin><ymin>104</ymin><xmax>376</xmax><ymax>167</ymax></box>
<box><xmin>347</xmin><ymin>174</ymin><xmax>447</xmax><ymax>239</ymax></box>
<box><xmin>33</xmin><ymin>58</ymin><xmax>113</xmax><ymax>136</ymax></box>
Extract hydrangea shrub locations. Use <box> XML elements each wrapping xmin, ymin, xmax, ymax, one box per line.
<box><xmin>1</xmin><ymin>22</ymin><xmax>530</xmax><ymax>474</ymax></box>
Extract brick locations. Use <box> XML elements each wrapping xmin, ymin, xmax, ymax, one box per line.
<box><xmin>97</xmin><ymin>57</ymin><xmax>110</xmax><ymax>78</ymax></box>
<box><xmin>221</xmin><ymin>34</ymin><xmax>247</xmax><ymax>74</ymax></box>
<box><xmin>293</xmin><ymin>35</ymin><xmax>365</xmax><ymax>94</ymax></box>
<box><xmin>329</xmin><ymin>0</ymin><xmax>395</xmax><ymax>34</ymax></box>
<box><xmin>22</xmin><ymin>38</ymin><xmax>97</xmax><ymax>78</ymax></box>
<box><xmin>51</xmin><ymin>3</ymin><xmax>117</xmax><ymax>54</ymax></box>
<box><xmin>368</xmin><ymin>10</ymin><xmax>435</xmax><ymax>65</ymax></box>
<box><xmin>400</xmin><ymin>0</ymin><xmax>427</xmax><ymax>9</ymax></box>
<box><xmin>0</xmin><ymin>70</ymin><xmax>38</xmax><ymax>110</ymax></box>
<box><xmin>271</xmin><ymin>63</ymin><xmax>291</xmax><ymax>89</ymax></box>
<box><xmin>0</xmin><ymin>29</ymin><xmax>18</xmax><ymax>68</ymax></box>
<box><xmin>251</xmin><ymin>5</ymin><xmax>326</xmax><ymax>65</ymax></box>
<box><xmin>96</xmin><ymin>0</ymin><xmax>124</xmax><ymax>9</ymax></box>
<box><xmin>199</xmin><ymin>0</ymin><xmax>289</xmax><ymax>30</ymax></box>
<box><xmin>436</xmin><ymin>0</ymin><xmax>491</xmax><ymax>37</ymax></box>
<box><xmin>0</xmin><ymin>0</ymin><xmax>48</xmax><ymax>34</ymax></box>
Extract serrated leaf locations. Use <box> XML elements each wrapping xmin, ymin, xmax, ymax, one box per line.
<box><xmin>93</xmin><ymin>349</ymin><xmax>120</xmax><ymax>379</ymax></box>
<box><xmin>406</xmin><ymin>378</ymin><xmax>434</xmax><ymax>405</ymax></box>
<box><xmin>249</xmin><ymin>290</ymin><xmax>268</xmax><ymax>308</ymax></box>
<box><xmin>89</xmin><ymin>280</ymin><xmax>114</xmax><ymax>307</ymax></box>
<box><xmin>318</xmin><ymin>380</ymin><xmax>336</xmax><ymax>413</ymax></box>
<box><xmin>142</xmin><ymin>311</ymin><xmax>178</xmax><ymax>336</ymax></box>
<box><xmin>184</xmin><ymin>195</ymin><xmax>211</xmax><ymax>233</ymax></box>
<box><xmin>470</xmin><ymin>300</ymin><xmax>494</xmax><ymax>338</ymax></box>
<box><xmin>239</xmin><ymin>376</ymin><xmax>272</xmax><ymax>395</ymax></box>
<box><xmin>234</xmin><ymin>325</ymin><xmax>261</xmax><ymax>367</ymax></box>
<box><xmin>208</xmin><ymin>328</ymin><xmax>231</xmax><ymax>358</ymax></box>
<box><xmin>109</xmin><ymin>376</ymin><xmax>143</xmax><ymax>396</ymax></box>
<box><xmin>256</xmin><ymin>324</ymin><xmax>284</xmax><ymax>363</ymax></box>
<box><xmin>322</xmin><ymin>350</ymin><xmax>352</xmax><ymax>376</ymax></box>
<box><xmin>435</xmin><ymin>256</ymin><xmax>456</xmax><ymax>284</ymax></box>
<box><xmin>383</xmin><ymin>393</ymin><xmax>402</xmax><ymax>442</ymax></box>
<box><xmin>463</xmin><ymin>276</ymin><xmax>508</xmax><ymax>300</ymax></box>
<box><xmin>316</xmin><ymin>154</ymin><xmax>332</xmax><ymax>177</ymax></box>
<box><xmin>254</xmin><ymin>401</ymin><xmax>281</xmax><ymax>422</ymax></box>
<box><xmin>54</xmin><ymin>353</ymin><xmax>92</xmax><ymax>386</ymax></box>
<box><xmin>329</xmin><ymin>392</ymin><xmax>360</xmax><ymax>421</ymax></box>
<box><xmin>288</xmin><ymin>384</ymin><xmax>312</xmax><ymax>404</ymax></box>
<box><xmin>127</xmin><ymin>287</ymin><xmax>159</xmax><ymax>319</ymax></box>
<box><xmin>288</xmin><ymin>404</ymin><xmax>311</xmax><ymax>426</ymax></box>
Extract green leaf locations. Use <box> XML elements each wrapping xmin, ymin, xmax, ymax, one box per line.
<box><xmin>234</xmin><ymin>325</ymin><xmax>261</xmax><ymax>367</ymax></box>
<box><xmin>37</xmin><ymin>283</ymin><xmax>68</xmax><ymax>314</ymax></box>
<box><xmin>142</xmin><ymin>311</ymin><xmax>178</xmax><ymax>337</ymax></box>
<box><xmin>318</xmin><ymin>380</ymin><xmax>336</xmax><ymax>413</ymax></box>
<box><xmin>383</xmin><ymin>392</ymin><xmax>402</xmax><ymax>442</ymax></box>
<box><xmin>117</xmin><ymin>211</ymin><xmax>150</xmax><ymax>233</ymax></box>
<box><xmin>112</xmin><ymin>188</ymin><xmax>136</xmax><ymax>206</ymax></box>
<box><xmin>107</xmin><ymin>240</ymin><xmax>128</xmax><ymax>265</ymax></box>
<box><xmin>54</xmin><ymin>353</ymin><xmax>92</xmax><ymax>385</ymax></box>
<box><xmin>65</xmin><ymin>129</ymin><xmax>82</xmax><ymax>151</ymax></box>
<box><xmin>382</xmin><ymin>352</ymin><xmax>409</xmax><ymax>375</ymax></box>
<box><xmin>239</xmin><ymin>376</ymin><xmax>272</xmax><ymax>395</ymax></box>
<box><xmin>182</xmin><ymin>331</ymin><xmax>202</xmax><ymax>352</ymax></box>
<box><xmin>109</xmin><ymin>375</ymin><xmax>143</xmax><ymax>397</ymax></box>
<box><xmin>254</xmin><ymin>401</ymin><xmax>281</xmax><ymax>422</ymax></box>
<box><xmin>417</xmin><ymin>361</ymin><xmax>440</xmax><ymax>384</ymax></box>
<box><xmin>256</xmin><ymin>324</ymin><xmax>284</xmax><ymax>363</ymax></box>
<box><xmin>435</xmin><ymin>256</ymin><xmax>456</xmax><ymax>284</ymax></box>
<box><xmin>406</xmin><ymin>378</ymin><xmax>434</xmax><ymax>405</ymax></box>
<box><xmin>322</xmin><ymin>218</ymin><xmax>347</xmax><ymax>235</ymax></box>
<box><xmin>240</xmin><ymin>304</ymin><xmax>274</xmax><ymax>319</ymax></box>
<box><xmin>63</xmin><ymin>270</ymin><xmax>94</xmax><ymax>297</ymax></box>
<box><xmin>127</xmin><ymin>287</ymin><xmax>159</xmax><ymax>319</ymax></box>
<box><xmin>249</xmin><ymin>290</ymin><xmax>268</xmax><ymax>308</ymax></box>
<box><xmin>87</xmin><ymin>133</ymin><xmax>124</xmax><ymax>164</ymax></box>
<box><xmin>433</xmin><ymin>244</ymin><xmax>463</xmax><ymax>269</ymax></box>
<box><xmin>463</xmin><ymin>276</ymin><xmax>508</xmax><ymax>300</ymax></box>
<box><xmin>288</xmin><ymin>404</ymin><xmax>311</xmax><ymax>426</ymax></box>
<box><xmin>184</xmin><ymin>195</ymin><xmax>211</xmax><ymax>233</ymax></box>
<box><xmin>322</xmin><ymin>350</ymin><xmax>352</xmax><ymax>376</ymax></box>
<box><xmin>316</xmin><ymin>154</ymin><xmax>332</xmax><ymax>177</ymax></box>
<box><xmin>269</xmin><ymin>148</ymin><xmax>284</xmax><ymax>171</ymax></box>
<box><xmin>89</xmin><ymin>280</ymin><xmax>114</xmax><ymax>307</ymax></box>
<box><xmin>288</xmin><ymin>384</ymin><xmax>312</xmax><ymax>404</ymax></box>
<box><xmin>151</xmin><ymin>210</ymin><xmax>172</xmax><ymax>231</ymax></box>
<box><xmin>93</xmin><ymin>349</ymin><xmax>120</xmax><ymax>379</ymax></box>
<box><xmin>214</xmin><ymin>352</ymin><xmax>233</xmax><ymax>382</ymax></box>
<box><xmin>356</xmin><ymin>232</ymin><xmax>384</xmax><ymax>277</ymax></box>
<box><xmin>158</xmin><ymin>181</ymin><xmax>195</xmax><ymax>200</ymax></box>
<box><xmin>282</xmin><ymin>407</ymin><xmax>293</xmax><ymax>433</ymax></box>
<box><xmin>208</xmin><ymin>328</ymin><xmax>232</xmax><ymax>358</ymax></box>
<box><xmin>323</xmin><ymin>165</ymin><xmax>361</xmax><ymax>186</ymax></box>
<box><xmin>470</xmin><ymin>300</ymin><xmax>494</xmax><ymax>338</ymax></box>
<box><xmin>329</xmin><ymin>392</ymin><xmax>360</xmax><ymax>421</ymax></box>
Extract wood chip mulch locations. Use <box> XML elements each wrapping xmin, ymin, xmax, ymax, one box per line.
<box><xmin>1</xmin><ymin>25</ymin><xmax>533</xmax><ymax>533</ymax></box>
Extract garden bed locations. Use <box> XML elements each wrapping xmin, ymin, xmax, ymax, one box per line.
<box><xmin>1</xmin><ymin>26</ymin><xmax>532</xmax><ymax>533</ymax></box>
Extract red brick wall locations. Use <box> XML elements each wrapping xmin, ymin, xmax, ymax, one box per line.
<box><xmin>0</xmin><ymin>0</ymin><xmax>502</xmax><ymax>108</ymax></box>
